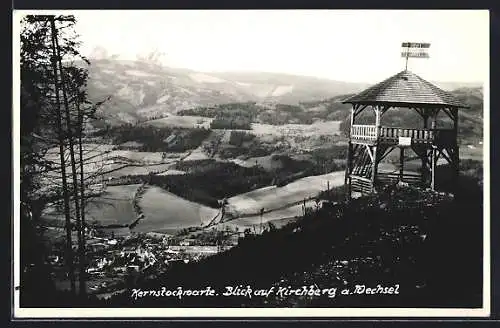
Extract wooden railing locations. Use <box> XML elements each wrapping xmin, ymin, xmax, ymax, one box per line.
<box><xmin>379</xmin><ymin>127</ymin><xmax>433</xmax><ymax>142</ymax></box>
<box><xmin>350</xmin><ymin>124</ymin><xmax>455</xmax><ymax>145</ymax></box>
<box><xmin>351</xmin><ymin>125</ymin><xmax>377</xmax><ymax>140</ymax></box>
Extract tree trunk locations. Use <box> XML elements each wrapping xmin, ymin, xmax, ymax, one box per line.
<box><xmin>49</xmin><ymin>17</ymin><xmax>75</xmax><ymax>295</ymax></box>
<box><xmin>77</xmin><ymin>101</ymin><xmax>88</xmax><ymax>300</ymax></box>
<box><xmin>52</xmin><ymin>20</ymin><xmax>86</xmax><ymax>298</ymax></box>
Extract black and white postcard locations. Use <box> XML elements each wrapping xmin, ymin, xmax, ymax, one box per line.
<box><xmin>12</xmin><ymin>9</ymin><xmax>490</xmax><ymax>318</ymax></box>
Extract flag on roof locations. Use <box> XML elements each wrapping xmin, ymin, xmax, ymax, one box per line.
<box><xmin>401</xmin><ymin>42</ymin><xmax>430</xmax><ymax>58</ymax></box>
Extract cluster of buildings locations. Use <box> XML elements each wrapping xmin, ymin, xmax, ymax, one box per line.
<box><xmin>46</xmin><ymin>221</ymin><xmax>243</xmax><ymax>295</ymax></box>
<box><xmin>86</xmin><ymin>242</ymin><xmax>160</xmax><ymax>276</ymax></box>
<box><xmin>79</xmin><ymin>232</ymin><xmax>235</xmax><ymax>295</ymax></box>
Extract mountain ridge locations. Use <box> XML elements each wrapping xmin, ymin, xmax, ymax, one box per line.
<box><xmin>84</xmin><ymin>58</ymin><xmax>482</xmax><ymax>125</ymax></box>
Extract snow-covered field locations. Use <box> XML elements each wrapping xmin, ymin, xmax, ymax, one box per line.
<box><xmin>226</xmin><ymin>171</ymin><xmax>345</xmax><ymax>216</ymax></box>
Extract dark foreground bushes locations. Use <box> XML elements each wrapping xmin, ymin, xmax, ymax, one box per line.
<box><xmin>100</xmin><ymin>178</ymin><xmax>482</xmax><ymax>308</ymax></box>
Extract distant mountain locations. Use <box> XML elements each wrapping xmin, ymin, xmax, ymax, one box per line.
<box><xmin>85</xmin><ymin>58</ymin><xmax>483</xmax><ymax>127</ymax></box>
<box><xmin>207</xmin><ymin>71</ymin><xmax>371</xmax><ymax>104</ymax></box>
<box><xmin>85</xmin><ymin>59</ymin><xmax>369</xmax><ymax>124</ymax></box>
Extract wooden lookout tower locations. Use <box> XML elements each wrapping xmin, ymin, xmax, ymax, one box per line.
<box><xmin>342</xmin><ymin>69</ymin><xmax>469</xmax><ymax>199</ymax></box>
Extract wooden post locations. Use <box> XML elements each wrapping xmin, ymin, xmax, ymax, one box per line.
<box><xmin>350</xmin><ymin>104</ymin><xmax>356</xmax><ymax>128</ymax></box>
<box><xmin>259</xmin><ymin>208</ymin><xmax>264</xmax><ymax>234</ymax></box>
<box><xmin>345</xmin><ymin>105</ymin><xmax>355</xmax><ymax>201</ymax></box>
<box><xmin>371</xmin><ymin>146</ymin><xmax>377</xmax><ymax>192</ymax></box>
<box><xmin>451</xmin><ymin>107</ymin><xmax>458</xmax><ymax>136</ymax></box>
<box><xmin>430</xmin><ymin>109</ymin><xmax>438</xmax><ymax>190</ymax></box>
<box><xmin>452</xmin><ymin>108</ymin><xmax>460</xmax><ymax>183</ymax></box>
<box><xmin>431</xmin><ymin>108</ymin><xmax>439</xmax><ymax>130</ymax></box>
<box><xmin>415</xmin><ymin>146</ymin><xmax>427</xmax><ymax>184</ymax></box>
<box><xmin>421</xmin><ymin>110</ymin><xmax>429</xmax><ymax>182</ymax></box>
<box><xmin>374</xmin><ymin>105</ymin><xmax>381</xmax><ymax>135</ymax></box>
<box><xmin>370</xmin><ymin>106</ymin><xmax>380</xmax><ymax>192</ymax></box>
<box><xmin>345</xmin><ymin>142</ymin><xmax>353</xmax><ymax>201</ymax></box>
<box><xmin>422</xmin><ymin>108</ymin><xmax>429</xmax><ymax>129</ymax></box>
<box><xmin>454</xmin><ymin>146</ymin><xmax>460</xmax><ymax>187</ymax></box>
<box><xmin>431</xmin><ymin>146</ymin><xmax>437</xmax><ymax>190</ymax></box>
<box><xmin>399</xmin><ymin>147</ymin><xmax>405</xmax><ymax>182</ymax></box>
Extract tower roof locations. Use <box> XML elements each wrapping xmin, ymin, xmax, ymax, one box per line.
<box><xmin>342</xmin><ymin>70</ymin><xmax>469</xmax><ymax>108</ymax></box>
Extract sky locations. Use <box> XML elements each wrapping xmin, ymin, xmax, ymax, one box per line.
<box><xmin>16</xmin><ymin>10</ymin><xmax>489</xmax><ymax>84</ymax></box>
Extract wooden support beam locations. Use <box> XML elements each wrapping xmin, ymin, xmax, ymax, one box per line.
<box><xmin>412</xmin><ymin>144</ymin><xmax>430</xmax><ymax>183</ymax></box>
<box><xmin>353</xmin><ymin>104</ymin><xmax>369</xmax><ymax>119</ymax></box>
<box><xmin>435</xmin><ymin>147</ymin><xmax>442</xmax><ymax>162</ymax></box>
<box><xmin>421</xmin><ymin>149</ymin><xmax>429</xmax><ymax>183</ymax></box>
<box><xmin>431</xmin><ymin>146</ymin><xmax>437</xmax><ymax>190</ymax></box>
<box><xmin>344</xmin><ymin>141</ymin><xmax>353</xmax><ymax>201</ymax></box>
<box><xmin>349</xmin><ymin>106</ymin><xmax>355</xmax><ymax>135</ymax></box>
<box><xmin>430</xmin><ymin>108</ymin><xmax>439</xmax><ymax>190</ymax></box>
<box><xmin>371</xmin><ymin>145</ymin><xmax>378</xmax><ymax>192</ymax></box>
<box><xmin>452</xmin><ymin>108</ymin><xmax>459</xmax><ymax>141</ymax></box>
<box><xmin>435</xmin><ymin>108</ymin><xmax>441</xmax><ymax>120</ymax></box>
<box><xmin>380</xmin><ymin>105</ymin><xmax>391</xmax><ymax>118</ymax></box>
<box><xmin>430</xmin><ymin>108</ymin><xmax>439</xmax><ymax>128</ymax></box>
<box><xmin>452</xmin><ymin>145</ymin><xmax>460</xmax><ymax>184</ymax></box>
<box><xmin>441</xmin><ymin>107</ymin><xmax>454</xmax><ymax>121</ymax></box>
<box><xmin>375</xmin><ymin>106</ymin><xmax>381</xmax><ymax>138</ymax></box>
<box><xmin>365</xmin><ymin>144</ymin><xmax>374</xmax><ymax>163</ymax></box>
<box><xmin>414</xmin><ymin>107</ymin><xmax>430</xmax><ymax>129</ymax></box>
<box><xmin>411</xmin><ymin>144</ymin><xmax>426</xmax><ymax>160</ymax></box>
<box><xmin>399</xmin><ymin>147</ymin><xmax>405</xmax><ymax>182</ymax></box>
<box><xmin>447</xmin><ymin>146</ymin><xmax>456</xmax><ymax>158</ymax></box>
<box><xmin>439</xmin><ymin>148</ymin><xmax>452</xmax><ymax>165</ymax></box>
<box><xmin>414</xmin><ymin>107</ymin><xmax>424</xmax><ymax>118</ymax></box>
<box><xmin>375</xmin><ymin>145</ymin><xmax>388</xmax><ymax>164</ymax></box>
<box><xmin>377</xmin><ymin>145</ymin><xmax>396</xmax><ymax>164</ymax></box>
